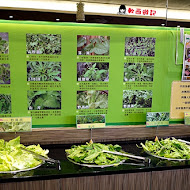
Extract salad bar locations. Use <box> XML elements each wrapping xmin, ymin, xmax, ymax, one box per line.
<box><xmin>1</xmin><ymin>136</ymin><xmax>190</xmax><ymax>189</ymax></box>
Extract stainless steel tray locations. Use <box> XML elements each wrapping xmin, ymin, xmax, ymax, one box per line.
<box><xmin>145</xmin><ymin>151</ymin><xmax>190</xmax><ymax>161</ymax></box>
<box><xmin>67</xmin><ymin>157</ymin><xmax>126</xmax><ymax>168</ymax></box>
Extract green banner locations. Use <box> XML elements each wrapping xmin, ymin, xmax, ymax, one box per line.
<box><xmin>0</xmin><ymin>20</ymin><xmax>183</xmax><ymax>127</ymax></box>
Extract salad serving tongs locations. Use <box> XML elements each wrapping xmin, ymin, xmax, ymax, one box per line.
<box><xmin>102</xmin><ymin>150</ymin><xmax>151</xmax><ymax>164</ymax></box>
<box><xmin>177</xmin><ymin>139</ymin><xmax>190</xmax><ymax>145</ymax></box>
<box><xmin>21</xmin><ymin>147</ymin><xmax>61</xmax><ymax>169</ymax></box>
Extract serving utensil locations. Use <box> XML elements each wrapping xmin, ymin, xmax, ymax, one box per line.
<box><xmin>177</xmin><ymin>139</ymin><xmax>190</xmax><ymax>145</ymax></box>
<box><xmin>21</xmin><ymin>147</ymin><xmax>61</xmax><ymax>170</ymax></box>
<box><xmin>66</xmin><ymin>148</ymin><xmax>150</xmax><ymax>168</ymax></box>
<box><xmin>102</xmin><ymin>150</ymin><xmax>151</xmax><ymax>164</ymax></box>
<box><xmin>67</xmin><ymin>156</ymin><xmax>145</xmax><ymax>168</ymax></box>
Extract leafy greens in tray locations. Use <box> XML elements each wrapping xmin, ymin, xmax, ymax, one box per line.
<box><xmin>140</xmin><ymin>137</ymin><xmax>190</xmax><ymax>160</ymax></box>
<box><xmin>66</xmin><ymin>142</ymin><xmax>128</xmax><ymax>166</ymax></box>
<box><xmin>0</xmin><ymin>136</ymin><xmax>49</xmax><ymax>172</ymax></box>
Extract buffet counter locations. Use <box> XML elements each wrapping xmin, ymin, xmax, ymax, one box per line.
<box><xmin>1</xmin><ymin>140</ymin><xmax>190</xmax><ymax>190</ymax></box>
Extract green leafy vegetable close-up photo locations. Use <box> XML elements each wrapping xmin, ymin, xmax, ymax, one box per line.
<box><xmin>0</xmin><ymin>94</ymin><xmax>11</xmax><ymax>114</ymax></box>
<box><xmin>26</xmin><ymin>33</ymin><xmax>61</xmax><ymax>55</ymax></box>
<box><xmin>146</xmin><ymin>112</ymin><xmax>169</xmax><ymax>122</ymax></box>
<box><xmin>0</xmin><ymin>121</ymin><xmax>31</xmax><ymax>132</ymax></box>
<box><xmin>77</xmin><ymin>36</ymin><xmax>110</xmax><ymax>55</ymax></box>
<box><xmin>0</xmin><ymin>64</ymin><xmax>10</xmax><ymax>84</ymax></box>
<box><xmin>0</xmin><ymin>33</ymin><xmax>9</xmax><ymax>54</ymax></box>
<box><xmin>77</xmin><ymin>90</ymin><xmax>108</xmax><ymax>109</ymax></box>
<box><xmin>124</xmin><ymin>63</ymin><xmax>154</xmax><ymax>82</ymax></box>
<box><xmin>27</xmin><ymin>90</ymin><xmax>61</xmax><ymax>110</ymax></box>
<box><xmin>123</xmin><ymin>90</ymin><xmax>152</xmax><ymax>108</ymax></box>
<box><xmin>77</xmin><ymin>115</ymin><xmax>105</xmax><ymax>124</ymax></box>
<box><xmin>77</xmin><ymin>62</ymin><xmax>109</xmax><ymax>81</ymax></box>
<box><xmin>125</xmin><ymin>37</ymin><xmax>156</xmax><ymax>57</ymax></box>
<box><xmin>185</xmin><ymin>116</ymin><xmax>190</xmax><ymax>125</ymax></box>
<box><xmin>27</xmin><ymin>61</ymin><xmax>61</xmax><ymax>81</ymax></box>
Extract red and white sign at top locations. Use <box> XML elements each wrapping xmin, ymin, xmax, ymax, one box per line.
<box><xmin>128</xmin><ymin>8</ymin><xmax>156</xmax><ymax>16</ymax></box>
<box><xmin>118</xmin><ymin>6</ymin><xmax>157</xmax><ymax>17</ymax></box>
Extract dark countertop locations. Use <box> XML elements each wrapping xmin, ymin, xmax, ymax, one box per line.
<box><xmin>1</xmin><ymin>140</ymin><xmax>190</xmax><ymax>183</ymax></box>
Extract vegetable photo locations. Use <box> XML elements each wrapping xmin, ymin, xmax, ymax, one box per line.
<box><xmin>27</xmin><ymin>90</ymin><xmax>61</xmax><ymax>110</ymax></box>
<box><xmin>0</xmin><ymin>121</ymin><xmax>31</xmax><ymax>132</ymax></box>
<box><xmin>184</xmin><ymin>113</ymin><xmax>190</xmax><ymax>125</ymax></box>
<box><xmin>124</xmin><ymin>62</ymin><xmax>154</xmax><ymax>82</ymax></box>
<box><xmin>77</xmin><ymin>90</ymin><xmax>108</xmax><ymax>109</ymax></box>
<box><xmin>0</xmin><ymin>32</ymin><xmax>9</xmax><ymax>54</ymax></box>
<box><xmin>0</xmin><ymin>94</ymin><xmax>11</xmax><ymax>114</ymax></box>
<box><xmin>27</xmin><ymin>61</ymin><xmax>61</xmax><ymax>81</ymax></box>
<box><xmin>77</xmin><ymin>114</ymin><xmax>105</xmax><ymax>124</ymax></box>
<box><xmin>26</xmin><ymin>33</ymin><xmax>61</xmax><ymax>55</ymax></box>
<box><xmin>0</xmin><ymin>64</ymin><xmax>10</xmax><ymax>84</ymax></box>
<box><xmin>77</xmin><ymin>35</ymin><xmax>110</xmax><ymax>55</ymax></box>
<box><xmin>125</xmin><ymin>37</ymin><xmax>156</xmax><ymax>56</ymax></box>
<box><xmin>146</xmin><ymin>112</ymin><xmax>169</xmax><ymax>122</ymax></box>
<box><xmin>77</xmin><ymin>62</ymin><xmax>109</xmax><ymax>82</ymax></box>
<box><xmin>123</xmin><ymin>90</ymin><xmax>152</xmax><ymax>108</ymax></box>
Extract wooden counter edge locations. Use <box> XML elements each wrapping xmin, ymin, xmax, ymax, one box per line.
<box><xmin>0</xmin><ymin>124</ymin><xmax>189</xmax><ymax>145</ymax></box>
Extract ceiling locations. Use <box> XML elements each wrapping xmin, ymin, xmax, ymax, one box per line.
<box><xmin>13</xmin><ymin>0</ymin><xmax>190</xmax><ymax>10</ymax></box>
<box><xmin>2</xmin><ymin>0</ymin><xmax>190</xmax><ymax>12</ymax></box>
<box><xmin>58</xmin><ymin>0</ymin><xmax>190</xmax><ymax>10</ymax></box>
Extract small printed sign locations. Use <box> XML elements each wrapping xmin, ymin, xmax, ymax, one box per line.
<box><xmin>0</xmin><ymin>117</ymin><xmax>32</xmax><ymax>132</ymax></box>
<box><xmin>146</xmin><ymin>112</ymin><xmax>169</xmax><ymax>127</ymax></box>
<box><xmin>170</xmin><ymin>81</ymin><xmax>190</xmax><ymax>119</ymax></box>
<box><xmin>76</xmin><ymin>114</ymin><xmax>105</xmax><ymax>129</ymax></box>
<box><xmin>184</xmin><ymin>112</ymin><xmax>190</xmax><ymax>125</ymax></box>
<box><xmin>182</xmin><ymin>34</ymin><xmax>190</xmax><ymax>81</ymax></box>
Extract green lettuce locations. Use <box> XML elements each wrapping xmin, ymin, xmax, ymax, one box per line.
<box><xmin>66</xmin><ymin>142</ymin><xmax>128</xmax><ymax>165</ymax></box>
<box><xmin>140</xmin><ymin>137</ymin><xmax>190</xmax><ymax>159</ymax></box>
<box><xmin>0</xmin><ymin>136</ymin><xmax>49</xmax><ymax>171</ymax></box>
